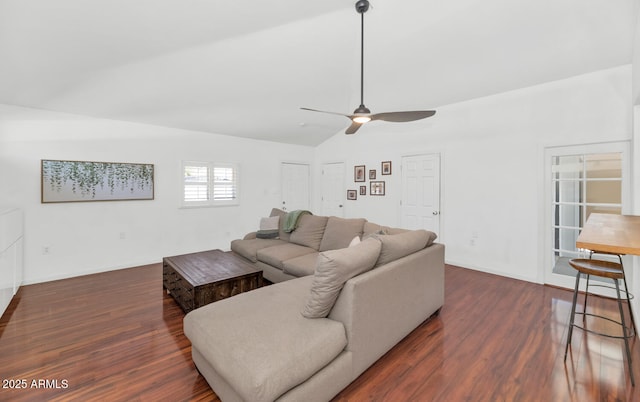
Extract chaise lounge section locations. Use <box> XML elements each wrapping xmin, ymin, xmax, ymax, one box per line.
<box><xmin>184</xmin><ymin>210</ymin><xmax>445</xmax><ymax>401</ymax></box>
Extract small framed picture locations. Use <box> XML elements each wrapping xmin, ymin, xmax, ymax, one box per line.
<box><xmin>359</xmin><ymin>186</ymin><xmax>366</xmax><ymax>195</ymax></box>
<box><xmin>381</xmin><ymin>161</ymin><xmax>392</xmax><ymax>175</ymax></box>
<box><xmin>369</xmin><ymin>169</ymin><xmax>376</xmax><ymax>180</ymax></box>
<box><xmin>347</xmin><ymin>189</ymin><xmax>358</xmax><ymax>200</ymax></box>
<box><xmin>354</xmin><ymin>165</ymin><xmax>366</xmax><ymax>182</ymax></box>
<box><xmin>370</xmin><ymin>181</ymin><xmax>385</xmax><ymax>196</ymax></box>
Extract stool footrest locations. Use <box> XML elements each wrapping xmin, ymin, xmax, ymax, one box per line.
<box><xmin>573</xmin><ymin>311</ymin><xmax>635</xmax><ymax>339</ymax></box>
<box><xmin>585</xmin><ymin>284</ymin><xmax>635</xmax><ymax>301</ymax></box>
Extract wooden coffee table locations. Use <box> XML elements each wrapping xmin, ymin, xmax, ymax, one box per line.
<box><xmin>162</xmin><ymin>249</ymin><xmax>263</xmax><ymax>313</ymax></box>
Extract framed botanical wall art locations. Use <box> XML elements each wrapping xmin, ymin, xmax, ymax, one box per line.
<box><xmin>41</xmin><ymin>159</ymin><xmax>154</xmax><ymax>203</ymax></box>
<box><xmin>347</xmin><ymin>190</ymin><xmax>358</xmax><ymax>200</ymax></box>
<box><xmin>370</xmin><ymin>181</ymin><xmax>385</xmax><ymax>196</ymax></box>
<box><xmin>354</xmin><ymin>165</ymin><xmax>366</xmax><ymax>182</ymax></box>
<box><xmin>381</xmin><ymin>161</ymin><xmax>392</xmax><ymax>175</ymax></box>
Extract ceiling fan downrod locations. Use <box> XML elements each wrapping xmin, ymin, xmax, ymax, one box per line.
<box><xmin>354</xmin><ymin>0</ymin><xmax>371</xmax><ymax>119</ymax></box>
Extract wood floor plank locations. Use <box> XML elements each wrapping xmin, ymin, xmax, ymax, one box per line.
<box><xmin>0</xmin><ymin>263</ymin><xmax>638</xmax><ymax>401</ymax></box>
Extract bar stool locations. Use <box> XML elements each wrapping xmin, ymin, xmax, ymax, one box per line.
<box><xmin>564</xmin><ymin>258</ymin><xmax>635</xmax><ymax>386</ymax></box>
<box><xmin>586</xmin><ymin>250</ymin><xmax>637</xmax><ymax>334</ymax></box>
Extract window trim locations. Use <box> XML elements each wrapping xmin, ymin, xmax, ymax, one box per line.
<box><xmin>181</xmin><ymin>161</ymin><xmax>239</xmax><ymax>208</ymax></box>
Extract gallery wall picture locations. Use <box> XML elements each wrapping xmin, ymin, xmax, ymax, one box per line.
<box><xmin>360</xmin><ymin>186</ymin><xmax>366</xmax><ymax>195</ymax></box>
<box><xmin>354</xmin><ymin>165</ymin><xmax>366</xmax><ymax>182</ymax></box>
<box><xmin>369</xmin><ymin>169</ymin><xmax>376</xmax><ymax>179</ymax></box>
<box><xmin>381</xmin><ymin>161</ymin><xmax>392</xmax><ymax>175</ymax></box>
<box><xmin>347</xmin><ymin>189</ymin><xmax>358</xmax><ymax>200</ymax></box>
<box><xmin>41</xmin><ymin>159</ymin><xmax>154</xmax><ymax>203</ymax></box>
<box><xmin>370</xmin><ymin>181</ymin><xmax>385</xmax><ymax>196</ymax></box>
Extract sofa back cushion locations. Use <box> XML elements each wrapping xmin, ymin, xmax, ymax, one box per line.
<box><xmin>302</xmin><ymin>237</ymin><xmax>381</xmax><ymax>318</ymax></box>
<box><xmin>374</xmin><ymin>229</ymin><xmax>437</xmax><ymax>267</ymax></box>
<box><xmin>318</xmin><ymin>217</ymin><xmax>366</xmax><ymax>252</ymax></box>
<box><xmin>363</xmin><ymin>221</ymin><xmax>410</xmax><ymax>237</ymax></box>
<box><xmin>289</xmin><ymin>214</ymin><xmax>329</xmax><ymax>251</ymax></box>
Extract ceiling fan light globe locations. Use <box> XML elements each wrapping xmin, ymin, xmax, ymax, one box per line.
<box><xmin>353</xmin><ymin>115</ymin><xmax>371</xmax><ymax>124</ymax></box>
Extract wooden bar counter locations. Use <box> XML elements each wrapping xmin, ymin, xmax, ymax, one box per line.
<box><xmin>576</xmin><ymin>213</ymin><xmax>640</xmax><ymax>255</ymax></box>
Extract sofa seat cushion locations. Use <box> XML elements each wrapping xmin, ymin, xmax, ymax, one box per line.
<box><xmin>257</xmin><ymin>243</ymin><xmax>317</xmax><ymax>270</ymax></box>
<box><xmin>183</xmin><ymin>276</ymin><xmax>347</xmax><ymax>402</ymax></box>
<box><xmin>282</xmin><ymin>252</ymin><xmax>319</xmax><ymax>277</ymax></box>
<box><xmin>289</xmin><ymin>214</ymin><xmax>329</xmax><ymax>250</ymax></box>
<box><xmin>230</xmin><ymin>238</ymin><xmax>287</xmax><ymax>263</ymax></box>
<box><xmin>319</xmin><ymin>217</ymin><xmax>366</xmax><ymax>252</ymax></box>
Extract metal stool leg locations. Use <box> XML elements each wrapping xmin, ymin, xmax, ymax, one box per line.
<box><xmin>565</xmin><ymin>271</ymin><xmax>581</xmax><ymax>361</ymax></box>
<box><xmin>583</xmin><ymin>274</ymin><xmax>590</xmax><ymax>323</ymax></box>
<box><xmin>615</xmin><ymin>279</ymin><xmax>635</xmax><ymax>386</ymax></box>
<box><xmin>617</xmin><ymin>255</ymin><xmax>637</xmax><ymax>335</ymax></box>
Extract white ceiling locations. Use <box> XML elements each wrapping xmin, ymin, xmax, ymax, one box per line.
<box><xmin>0</xmin><ymin>0</ymin><xmax>637</xmax><ymax>146</ymax></box>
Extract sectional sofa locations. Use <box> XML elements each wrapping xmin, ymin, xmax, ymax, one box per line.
<box><xmin>230</xmin><ymin>208</ymin><xmax>428</xmax><ymax>283</ymax></box>
<box><xmin>183</xmin><ymin>209</ymin><xmax>445</xmax><ymax>401</ymax></box>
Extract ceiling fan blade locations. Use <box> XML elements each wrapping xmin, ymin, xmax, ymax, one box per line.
<box><xmin>345</xmin><ymin>121</ymin><xmax>363</xmax><ymax>134</ymax></box>
<box><xmin>300</xmin><ymin>107</ymin><xmax>350</xmax><ymax>119</ymax></box>
<box><xmin>370</xmin><ymin>110</ymin><xmax>436</xmax><ymax>122</ymax></box>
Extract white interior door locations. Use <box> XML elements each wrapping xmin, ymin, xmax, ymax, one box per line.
<box><xmin>401</xmin><ymin>154</ymin><xmax>441</xmax><ymax>234</ymax></box>
<box><xmin>281</xmin><ymin>162</ymin><xmax>310</xmax><ymax>212</ymax></box>
<box><xmin>321</xmin><ymin>162</ymin><xmax>345</xmax><ymax>217</ymax></box>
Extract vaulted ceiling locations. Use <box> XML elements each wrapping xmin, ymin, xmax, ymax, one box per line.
<box><xmin>0</xmin><ymin>0</ymin><xmax>637</xmax><ymax>146</ymax></box>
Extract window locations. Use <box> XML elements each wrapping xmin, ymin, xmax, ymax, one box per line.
<box><xmin>182</xmin><ymin>161</ymin><xmax>238</xmax><ymax>207</ymax></box>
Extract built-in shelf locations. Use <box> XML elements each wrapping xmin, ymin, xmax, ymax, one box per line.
<box><xmin>0</xmin><ymin>208</ymin><xmax>23</xmax><ymax>318</ymax></box>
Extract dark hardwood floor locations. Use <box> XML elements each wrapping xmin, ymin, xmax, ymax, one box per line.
<box><xmin>0</xmin><ymin>263</ymin><xmax>637</xmax><ymax>401</ymax></box>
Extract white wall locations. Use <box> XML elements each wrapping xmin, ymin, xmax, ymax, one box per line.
<box><xmin>0</xmin><ymin>65</ymin><xmax>633</xmax><ymax>286</ymax></box>
<box><xmin>314</xmin><ymin>65</ymin><xmax>632</xmax><ymax>282</ymax></box>
<box><xmin>0</xmin><ymin>104</ymin><xmax>314</xmax><ymax>284</ymax></box>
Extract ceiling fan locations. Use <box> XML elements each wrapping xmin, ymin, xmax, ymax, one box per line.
<box><xmin>301</xmin><ymin>0</ymin><xmax>436</xmax><ymax>135</ymax></box>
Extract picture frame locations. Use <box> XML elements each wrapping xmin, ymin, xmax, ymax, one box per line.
<box><xmin>359</xmin><ymin>186</ymin><xmax>366</xmax><ymax>196</ymax></box>
<box><xmin>354</xmin><ymin>165</ymin><xmax>366</xmax><ymax>182</ymax></box>
<box><xmin>369</xmin><ymin>169</ymin><xmax>376</xmax><ymax>180</ymax></box>
<box><xmin>41</xmin><ymin>159</ymin><xmax>154</xmax><ymax>203</ymax></box>
<box><xmin>370</xmin><ymin>181</ymin><xmax>385</xmax><ymax>196</ymax></box>
<box><xmin>347</xmin><ymin>189</ymin><xmax>358</xmax><ymax>200</ymax></box>
<box><xmin>381</xmin><ymin>161</ymin><xmax>392</xmax><ymax>175</ymax></box>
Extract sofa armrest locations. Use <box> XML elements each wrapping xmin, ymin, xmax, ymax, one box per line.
<box><xmin>243</xmin><ymin>232</ymin><xmax>257</xmax><ymax>240</ymax></box>
<box><xmin>328</xmin><ymin>243</ymin><xmax>445</xmax><ymax>376</ymax></box>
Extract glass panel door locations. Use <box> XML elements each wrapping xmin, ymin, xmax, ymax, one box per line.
<box><xmin>544</xmin><ymin>142</ymin><xmax>629</xmax><ymax>289</ymax></box>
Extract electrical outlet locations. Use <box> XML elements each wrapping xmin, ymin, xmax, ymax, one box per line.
<box><xmin>119</xmin><ymin>232</ymin><xmax>126</xmax><ymax>240</ymax></box>
<box><xmin>42</xmin><ymin>245</ymin><xmax>51</xmax><ymax>254</ymax></box>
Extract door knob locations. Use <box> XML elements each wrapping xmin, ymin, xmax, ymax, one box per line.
<box><xmin>339</xmin><ymin>205</ymin><xmax>343</xmax><ymax>208</ymax></box>
<box><xmin>432</xmin><ymin>211</ymin><xmax>440</xmax><ymax>215</ymax></box>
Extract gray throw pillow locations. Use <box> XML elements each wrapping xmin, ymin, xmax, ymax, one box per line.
<box><xmin>302</xmin><ymin>237</ymin><xmax>382</xmax><ymax>318</ymax></box>
<box><xmin>256</xmin><ymin>216</ymin><xmax>280</xmax><ymax>239</ymax></box>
